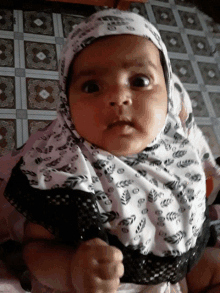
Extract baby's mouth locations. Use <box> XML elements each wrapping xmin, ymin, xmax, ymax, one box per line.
<box><xmin>108</xmin><ymin>119</ymin><xmax>134</xmax><ymax>130</ymax></box>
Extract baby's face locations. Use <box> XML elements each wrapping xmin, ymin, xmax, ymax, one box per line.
<box><xmin>69</xmin><ymin>35</ymin><xmax>167</xmax><ymax>156</ymax></box>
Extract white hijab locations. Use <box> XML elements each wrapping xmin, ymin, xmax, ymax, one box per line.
<box><xmin>20</xmin><ymin>8</ymin><xmax>208</xmax><ymax>255</ymax></box>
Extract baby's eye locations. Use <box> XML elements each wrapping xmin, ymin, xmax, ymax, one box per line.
<box><xmin>131</xmin><ymin>76</ymin><xmax>150</xmax><ymax>88</ymax></box>
<box><xmin>82</xmin><ymin>81</ymin><xmax>99</xmax><ymax>93</ymax></box>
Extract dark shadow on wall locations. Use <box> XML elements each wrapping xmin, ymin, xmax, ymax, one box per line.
<box><xmin>0</xmin><ymin>0</ymin><xmax>97</xmax><ymax>15</ymax></box>
<box><xmin>0</xmin><ymin>0</ymin><xmax>220</xmax><ymax>23</ymax></box>
<box><xmin>186</xmin><ymin>0</ymin><xmax>220</xmax><ymax>23</ymax></box>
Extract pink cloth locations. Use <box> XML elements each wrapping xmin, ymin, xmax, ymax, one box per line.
<box><xmin>0</xmin><ymin>260</ymin><xmax>27</xmax><ymax>293</ymax></box>
<box><xmin>0</xmin><ymin>124</ymin><xmax>55</xmax><ymax>293</ymax></box>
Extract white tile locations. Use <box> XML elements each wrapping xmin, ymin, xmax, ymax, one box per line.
<box><xmin>0</xmin><ymin>113</ymin><xmax>16</xmax><ymax>119</ymax></box>
<box><xmin>175</xmin><ymin>6</ymin><xmax>197</xmax><ymax>13</ymax></box>
<box><xmin>56</xmin><ymin>44</ymin><xmax>63</xmax><ymax>62</ymax></box>
<box><xmin>0</xmin><ymin>109</ymin><xmax>16</xmax><ymax>115</ymax></box>
<box><xmin>13</xmin><ymin>10</ymin><xmax>19</xmax><ymax>32</ymax></box>
<box><xmin>172</xmin><ymin>7</ymin><xmax>184</xmax><ymax>28</ymax></box>
<box><xmin>190</xmin><ymin>61</ymin><xmax>205</xmax><ymax>84</ymax></box>
<box><xmin>213</xmin><ymin>125</ymin><xmax>220</xmax><ymax>147</ymax></box>
<box><xmin>195</xmin><ymin>117</ymin><xmax>212</xmax><ymax>125</ymax></box>
<box><xmin>23</xmin><ymin>34</ymin><xmax>56</xmax><ymax>44</ymax></box>
<box><xmin>180</xmin><ymin>33</ymin><xmax>194</xmax><ymax>54</ymax></box>
<box><xmin>158</xmin><ymin>24</ymin><xmax>179</xmax><ymax>32</ymax></box>
<box><xmin>206</xmin><ymin>85</ymin><xmax>220</xmax><ymax>92</ymax></box>
<box><xmin>0</xmin><ymin>68</ymin><xmax>15</xmax><ymax>75</ymax></box>
<box><xmin>21</xmin><ymin>77</ymin><xmax>27</xmax><ymax>110</ymax></box>
<box><xmin>149</xmin><ymin>1</ymin><xmax>171</xmax><ymax>8</ymax></box>
<box><xmin>184</xmin><ymin>29</ymin><xmax>205</xmax><ymax>37</ymax></box>
<box><xmin>19</xmin><ymin>40</ymin><xmax>25</xmax><ymax>69</ymax></box>
<box><xmin>201</xmin><ymin>92</ymin><xmax>217</xmax><ymax>117</ymax></box>
<box><xmin>25</xmin><ymin>70</ymin><xmax>59</xmax><ymax>79</ymax></box>
<box><xmin>17</xmin><ymin>10</ymin><xmax>24</xmax><ymax>33</ymax></box>
<box><xmin>27</xmin><ymin>110</ymin><xmax>57</xmax><ymax>117</ymax></box>
<box><xmin>0</xmin><ymin>31</ymin><xmax>14</xmax><ymax>39</ymax></box>
<box><xmin>56</xmin><ymin>13</ymin><xmax>64</xmax><ymax>38</ymax></box>
<box><xmin>183</xmin><ymin>83</ymin><xmax>200</xmax><ymax>91</ymax></box>
<box><xmin>15</xmin><ymin>77</ymin><xmax>22</xmax><ymax>109</ymax></box>
<box><xmin>144</xmin><ymin>2</ymin><xmax>156</xmax><ymax>23</ymax></box>
<box><xmin>14</xmin><ymin>40</ymin><xmax>20</xmax><ymax>68</ymax></box>
<box><xmin>16</xmin><ymin>119</ymin><xmax>23</xmax><ymax>148</ymax></box>
<box><xmin>195</xmin><ymin>56</ymin><xmax>216</xmax><ymax>63</ymax></box>
<box><xmin>168</xmin><ymin>52</ymin><xmax>188</xmax><ymax>59</ymax></box>
<box><xmin>22</xmin><ymin>119</ymin><xmax>29</xmax><ymax>144</ymax></box>
<box><xmin>52</xmin><ymin>13</ymin><xmax>60</xmax><ymax>37</ymax></box>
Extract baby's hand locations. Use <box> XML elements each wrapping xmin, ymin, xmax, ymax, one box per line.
<box><xmin>70</xmin><ymin>238</ymin><xmax>124</xmax><ymax>293</ymax></box>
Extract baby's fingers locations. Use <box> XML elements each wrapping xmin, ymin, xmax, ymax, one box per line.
<box><xmin>94</xmin><ymin>276</ymin><xmax>121</xmax><ymax>293</ymax></box>
<box><xmin>97</xmin><ymin>261</ymin><xmax>124</xmax><ymax>280</ymax></box>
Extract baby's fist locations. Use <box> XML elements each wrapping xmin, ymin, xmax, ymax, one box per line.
<box><xmin>71</xmin><ymin>238</ymin><xmax>124</xmax><ymax>293</ymax></box>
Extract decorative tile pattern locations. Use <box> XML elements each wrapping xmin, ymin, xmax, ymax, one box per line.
<box><xmin>0</xmin><ymin>9</ymin><xmax>13</xmax><ymax>31</ymax></box>
<box><xmin>130</xmin><ymin>3</ymin><xmax>149</xmax><ymax>20</ymax></box>
<box><xmin>0</xmin><ymin>119</ymin><xmax>16</xmax><ymax>156</ymax></box>
<box><xmin>199</xmin><ymin>126</ymin><xmax>220</xmax><ymax>157</ymax></box>
<box><xmin>188</xmin><ymin>91</ymin><xmax>209</xmax><ymax>117</ymax></box>
<box><xmin>209</xmin><ymin>93</ymin><xmax>220</xmax><ymax>117</ymax></box>
<box><xmin>26</xmin><ymin>78</ymin><xmax>59</xmax><ymax>110</ymax></box>
<box><xmin>187</xmin><ymin>35</ymin><xmax>212</xmax><ymax>57</ymax></box>
<box><xmin>205</xmin><ymin>19</ymin><xmax>220</xmax><ymax>36</ymax></box>
<box><xmin>23</xmin><ymin>11</ymin><xmax>54</xmax><ymax>36</ymax></box>
<box><xmin>0</xmin><ymin>39</ymin><xmax>14</xmax><ymax>67</ymax></box>
<box><xmin>178</xmin><ymin>11</ymin><xmax>203</xmax><ymax>31</ymax></box>
<box><xmin>24</xmin><ymin>42</ymin><xmax>58</xmax><ymax>70</ymax></box>
<box><xmin>28</xmin><ymin>120</ymin><xmax>52</xmax><ymax>136</ymax></box>
<box><xmin>62</xmin><ymin>14</ymin><xmax>85</xmax><ymax>38</ymax></box>
<box><xmin>152</xmin><ymin>6</ymin><xmax>177</xmax><ymax>26</ymax></box>
<box><xmin>170</xmin><ymin>59</ymin><xmax>197</xmax><ymax>83</ymax></box>
<box><xmin>0</xmin><ymin>76</ymin><xmax>15</xmax><ymax>108</ymax></box>
<box><xmin>0</xmin><ymin>0</ymin><xmax>219</xmax><ymax>157</ymax></box>
<box><xmin>198</xmin><ymin>62</ymin><xmax>220</xmax><ymax>86</ymax></box>
<box><xmin>159</xmin><ymin>30</ymin><xmax>187</xmax><ymax>53</ymax></box>
<box><xmin>174</xmin><ymin>0</ymin><xmax>195</xmax><ymax>7</ymax></box>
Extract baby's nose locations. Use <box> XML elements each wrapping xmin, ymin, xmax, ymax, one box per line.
<box><xmin>107</xmin><ymin>85</ymin><xmax>132</xmax><ymax>107</ymax></box>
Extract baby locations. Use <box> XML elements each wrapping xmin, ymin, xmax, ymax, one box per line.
<box><xmin>1</xmin><ymin>8</ymin><xmax>220</xmax><ymax>293</ymax></box>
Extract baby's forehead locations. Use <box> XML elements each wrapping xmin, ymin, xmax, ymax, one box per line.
<box><xmin>72</xmin><ymin>34</ymin><xmax>161</xmax><ymax>64</ymax></box>
<box><xmin>87</xmin><ymin>34</ymin><xmax>156</xmax><ymax>47</ymax></box>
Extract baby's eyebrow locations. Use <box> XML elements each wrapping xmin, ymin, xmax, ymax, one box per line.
<box><xmin>73</xmin><ymin>59</ymin><xmax>157</xmax><ymax>83</ymax></box>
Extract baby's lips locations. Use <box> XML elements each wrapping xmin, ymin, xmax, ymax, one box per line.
<box><xmin>107</xmin><ymin>116</ymin><xmax>133</xmax><ymax>129</ymax></box>
<box><xmin>108</xmin><ymin>120</ymin><xmax>134</xmax><ymax>129</ymax></box>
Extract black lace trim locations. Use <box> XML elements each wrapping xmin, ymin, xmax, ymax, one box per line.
<box><xmin>4</xmin><ymin>158</ymin><xmax>108</xmax><ymax>245</ymax></box>
<box><xmin>4</xmin><ymin>158</ymin><xmax>210</xmax><ymax>285</ymax></box>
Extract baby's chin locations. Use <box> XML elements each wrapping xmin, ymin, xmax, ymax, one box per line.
<box><xmin>95</xmin><ymin>136</ymin><xmax>156</xmax><ymax>157</ymax></box>
<box><xmin>76</xmin><ymin>125</ymin><xmax>160</xmax><ymax>157</ymax></box>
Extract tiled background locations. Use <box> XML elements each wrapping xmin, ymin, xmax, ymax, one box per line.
<box><xmin>0</xmin><ymin>0</ymin><xmax>220</xmax><ymax>157</ymax></box>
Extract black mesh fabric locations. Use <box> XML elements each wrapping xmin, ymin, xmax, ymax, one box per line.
<box><xmin>4</xmin><ymin>158</ymin><xmax>210</xmax><ymax>285</ymax></box>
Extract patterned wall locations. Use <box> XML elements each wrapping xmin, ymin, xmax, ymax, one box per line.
<box><xmin>0</xmin><ymin>0</ymin><xmax>220</xmax><ymax>158</ymax></box>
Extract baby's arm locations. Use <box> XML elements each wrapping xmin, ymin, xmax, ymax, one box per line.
<box><xmin>186</xmin><ymin>247</ymin><xmax>220</xmax><ymax>293</ymax></box>
<box><xmin>23</xmin><ymin>222</ymin><xmax>74</xmax><ymax>291</ymax></box>
<box><xmin>23</xmin><ymin>222</ymin><xmax>124</xmax><ymax>293</ymax></box>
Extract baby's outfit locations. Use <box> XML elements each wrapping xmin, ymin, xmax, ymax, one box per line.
<box><xmin>1</xmin><ymin>8</ymin><xmax>220</xmax><ymax>293</ymax></box>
